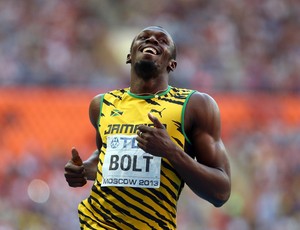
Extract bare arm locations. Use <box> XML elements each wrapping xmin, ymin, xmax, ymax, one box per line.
<box><xmin>136</xmin><ymin>92</ymin><xmax>231</xmax><ymax>207</ymax></box>
<box><xmin>82</xmin><ymin>149</ymin><xmax>100</xmax><ymax>181</ymax></box>
<box><xmin>83</xmin><ymin>94</ymin><xmax>103</xmax><ymax>180</ymax></box>
<box><xmin>64</xmin><ymin>94</ymin><xmax>103</xmax><ymax>186</ymax></box>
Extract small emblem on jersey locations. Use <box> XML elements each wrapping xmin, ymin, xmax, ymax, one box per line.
<box><xmin>110</xmin><ymin>137</ymin><xmax>120</xmax><ymax>148</ymax></box>
<box><xmin>111</xmin><ymin>109</ymin><xmax>123</xmax><ymax>117</ymax></box>
<box><xmin>150</xmin><ymin>108</ymin><xmax>166</xmax><ymax>118</ymax></box>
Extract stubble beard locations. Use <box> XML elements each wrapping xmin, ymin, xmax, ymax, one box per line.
<box><xmin>134</xmin><ymin>60</ymin><xmax>159</xmax><ymax>80</ymax></box>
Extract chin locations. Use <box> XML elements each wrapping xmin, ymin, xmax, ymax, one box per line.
<box><xmin>134</xmin><ymin>60</ymin><xmax>159</xmax><ymax>79</ymax></box>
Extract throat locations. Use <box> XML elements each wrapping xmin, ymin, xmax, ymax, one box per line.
<box><xmin>134</xmin><ymin>60</ymin><xmax>158</xmax><ymax>80</ymax></box>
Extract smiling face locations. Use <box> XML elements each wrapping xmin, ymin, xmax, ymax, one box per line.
<box><xmin>127</xmin><ymin>26</ymin><xmax>177</xmax><ymax>80</ymax></box>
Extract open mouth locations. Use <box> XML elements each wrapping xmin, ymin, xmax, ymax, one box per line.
<box><xmin>142</xmin><ymin>47</ymin><xmax>158</xmax><ymax>55</ymax></box>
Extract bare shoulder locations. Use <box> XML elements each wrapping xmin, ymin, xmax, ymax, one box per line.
<box><xmin>187</xmin><ymin>91</ymin><xmax>220</xmax><ymax>117</ymax></box>
<box><xmin>190</xmin><ymin>91</ymin><xmax>218</xmax><ymax>103</ymax></box>
<box><xmin>89</xmin><ymin>94</ymin><xmax>103</xmax><ymax>128</ymax></box>
<box><xmin>90</xmin><ymin>94</ymin><xmax>103</xmax><ymax>109</ymax></box>
<box><xmin>185</xmin><ymin>91</ymin><xmax>221</xmax><ymax>136</ymax></box>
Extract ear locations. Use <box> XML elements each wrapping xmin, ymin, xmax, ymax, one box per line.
<box><xmin>167</xmin><ymin>59</ymin><xmax>177</xmax><ymax>72</ymax></box>
<box><xmin>126</xmin><ymin>54</ymin><xmax>131</xmax><ymax>64</ymax></box>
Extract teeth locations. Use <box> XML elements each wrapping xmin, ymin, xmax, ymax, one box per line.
<box><xmin>142</xmin><ymin>47</ymin><xmax>157</xmax><ymax>55</ymax></box>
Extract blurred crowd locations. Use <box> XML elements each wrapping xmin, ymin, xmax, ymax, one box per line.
<box><xmin>0</xmin><ymin>0</ymin><xmax>299</xmax><ymax>91</ymax></box>
<box><xmin>0</xmin><ymin>119</ymin><xmax>299</xmax><ymax>229</ymax></box>
<box><xmin>1</xmin><ymin>0</ymin><xmax>300</xmax><ymax>229</ymax></box>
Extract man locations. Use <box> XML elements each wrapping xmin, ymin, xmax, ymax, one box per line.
<box><xmin>64</xmin><ymin>26</ymin><xmax>231</xmax><ymax>230</ymax></box>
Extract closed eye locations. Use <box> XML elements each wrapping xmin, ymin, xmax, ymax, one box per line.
<box><xmin>158</xmin><ymin>38</ymin><xmax>168</xmax><ymax>44</ymax></box>
<box><xmin>138</xmin><ymin>36</ymin><xmax>147</xmax><ymax>40</ymax></box>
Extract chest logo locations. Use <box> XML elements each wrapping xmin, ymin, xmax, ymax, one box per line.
<box><xmin>150</xmin><ymin>108</ymin><xmax>166</xmax><ymax>117</ymax></box>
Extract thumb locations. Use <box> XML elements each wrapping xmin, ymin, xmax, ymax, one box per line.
<box><xmin>71</xmin><ymin>147</ymin><xmax>83</xmax><ymax>166</ymax></box>
<box><xmin>148</xmin><ymin>113</ymin><xmax>165</xmax><ymax>129</ymax></box>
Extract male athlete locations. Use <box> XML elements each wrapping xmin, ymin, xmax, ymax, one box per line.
<box><xmin>64</xmin><ymin>26</ymin><xmax>231</xmax><ymax>229</ymax></box>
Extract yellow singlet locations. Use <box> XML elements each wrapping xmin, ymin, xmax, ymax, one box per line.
<box><xmin>78</xmin><ymin>85</ymin><xmax>196</xmax><ymax>230</ymax></box>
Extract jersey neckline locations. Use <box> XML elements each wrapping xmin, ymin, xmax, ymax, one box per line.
<box><xmin>126</xmin><ymin>85</ymin><xmax>171</xmax><ymax>99</ymax></box>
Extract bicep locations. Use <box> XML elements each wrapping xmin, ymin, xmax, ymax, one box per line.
<box><xmin>186</xmin><ymin>92</ymin><xmax>230</xmax><ymax>172</ymax></box>
<box><xmin>192</xmin><ymin>132</ymin><xmax>229</xmax><ymax>173</ymax></box>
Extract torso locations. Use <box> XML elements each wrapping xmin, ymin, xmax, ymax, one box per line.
<box><xmin>79</xmin><ymin>86</ymin><xmax>196</xmax><ymax>229</ymax></box>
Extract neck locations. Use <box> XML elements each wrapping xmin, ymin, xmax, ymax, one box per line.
<box><xmin>129</xmin><ymin>78</ymin><xmax>169</xmax><ymax>95</ymax></box>
<box><xmin>129</xmin><ymin>61</ymin><xmax>170</xmax><ymax>94</ymax></box>
<box><xmin>130</xmin><ymin>72</ymin><xmax>169</xmax><ymax>95</ymax></box>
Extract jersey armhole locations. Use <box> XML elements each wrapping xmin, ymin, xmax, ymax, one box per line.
<box><xmin>97</xmin><ymin>94</ymin><xmax>105</xmax><ymax>128</ymax></box>
<box><xmin>181</xmin><ymin>90</ymin><xmax>197</xmax><ymax>145</ymax></box>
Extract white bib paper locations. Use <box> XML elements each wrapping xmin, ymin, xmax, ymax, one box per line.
<box><xmin>102</xmin><ymin>134</ymin><xmax>161</xmax><ymax>188</ymax></box>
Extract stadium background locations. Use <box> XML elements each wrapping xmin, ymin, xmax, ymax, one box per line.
<box><xmin>0</xmin><ymin>0</ymin><xmax>299</xmax><ymax>229</ymax></box>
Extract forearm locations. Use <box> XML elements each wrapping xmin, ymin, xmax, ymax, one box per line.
<box><xmin>168</xmin><ymin>146</ymin><xmax>231</xmax><ymax>207</ymax></box>
<box><xmin>83</xmin><ymin>149</ymin><xmax>99</xmax><ymax>181</ymax></box>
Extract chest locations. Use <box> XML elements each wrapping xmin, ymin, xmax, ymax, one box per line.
<box><xmin>100</xmin><ymin>96</ymin><xmax>182</xmax><ymax>135</ymax></box>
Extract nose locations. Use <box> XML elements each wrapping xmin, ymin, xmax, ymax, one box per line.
<box><xmin>145</xmin><ymin>36</ymin><xmax>158</xmax><ymax>45</ymax></box>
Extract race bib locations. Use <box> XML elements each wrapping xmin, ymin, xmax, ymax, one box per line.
<box><xmin>102</xmin><ymin>134</ymin><xmax>161</xmax><ymax>188</ymax></box>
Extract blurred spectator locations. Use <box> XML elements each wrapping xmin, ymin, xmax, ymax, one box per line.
<box><xmin>1</xmin><ymin>0</ymin><xmax>300</xmax><ymax>229</ymax></box>
<box><xmin>0</xmin><ymin>0</ymin><xmax>299</xmax><ymax>91</ymax></box>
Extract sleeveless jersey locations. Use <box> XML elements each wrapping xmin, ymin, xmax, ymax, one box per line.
<box><xmin>78</xmin><ymin>85</ymin><xmax>196</xmax><ymax>230</ymax></box>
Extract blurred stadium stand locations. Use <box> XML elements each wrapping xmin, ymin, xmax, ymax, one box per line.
<box><xmin>0</xmin><ymin>0</ymin><xmax>300</xmax><ymax>229</ymax></box>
